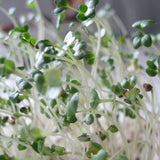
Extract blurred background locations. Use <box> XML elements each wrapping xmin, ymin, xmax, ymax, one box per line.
<box><xmin>0</xmin><ymin>0</ymin><xmax>160</xmax><ymax>34</ymax></box>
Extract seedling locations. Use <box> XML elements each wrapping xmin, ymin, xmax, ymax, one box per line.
<box><xmin>0</xmin><ymin>0</ymin><xmax>160</xmax><ymax>160</ymax></box>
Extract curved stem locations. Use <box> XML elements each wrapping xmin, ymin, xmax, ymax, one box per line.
<box><xmin>91</xmin><ymin>17</ymin><xmax>101</xmax><ymax>78</ymax></box>
<box><xmin>34</xmin><ymin>0</ymin><xmax>45</xmax><ymax>40</ymax></box>
<box><xmin>0</xmin><ymin>7</ymin><xmax>18</xmax><ymax>27</ymax></box>
<box><xmin>109</xmin><ymin>140</ymin><xmax>150</xmax><ymax>160</ymax></box>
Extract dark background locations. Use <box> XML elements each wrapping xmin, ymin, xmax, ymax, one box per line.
<box><xmin>0</xmin><ymin>0</ymin><xmax>160</xmax><ymax>34</ymax></box>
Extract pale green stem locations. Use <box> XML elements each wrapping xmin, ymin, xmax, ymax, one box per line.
<box><xmin>0</xmin><ymin>109</ymin><xmax>14</xmax><ymax>117</ymax></box>
<box><xmin>0</xmin><ymin>7</ymin><xmax>18</xmax><ymax>27</ymax></box>
<box><xmin>34</xmin><ymin>0</ymin><xmax>45</xmax><ymax>40</ymax></box>
<box><xmin>0</xmin><ymin>135</ymin><xmax>32</xmax><ymax>149</ymax></box>
<box><xmin>91</xmin><ymin>17</ymin><xmax>101</xmax><ymax>78</ymax></box>
<box><xmin>109</xmin><ymin>140</ymin><xmax>150</xmax><ymax>160</ymax></box>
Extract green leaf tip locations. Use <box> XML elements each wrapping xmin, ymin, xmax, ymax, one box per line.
<box><xmin>91</xmin><ymin>149</ymin><xmax>107</xmax><ymax>160</ymax></box>
<box><xmin>132</xmin><ymin>20</ymin><xmax>156</xmax><ymax>30</ymax></box>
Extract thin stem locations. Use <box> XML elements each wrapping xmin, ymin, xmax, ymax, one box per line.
<box><xmin>91</xmin><ymin>17</ymin><xmax>101</xmax><ymax>78</ymax></box>
<box><xmin>0</xmin><ymin>7</ymin><xmax>18</xmax><ymax>27</ymax></box>
<box><xmin>34</xmin><ymin>0</ymin><xmax>45</xmax><ymax>40</ymax></box>
<box><xmin>0</xmin><ymin>135</ymin><xmax>32</xmax><ymax>149</ymax></box>
<box><xmin>151</xmin><ymin>89</ymin><xmax>155</xmax><ymax>114</ymax></box>
<box><xmin>0</xmin><ymin>109</ymin><xmax>14</xmax><ymax>117</ymax></box>
<box><xmin>67</xmin><ymin>5</ymin><xmax>79</xmax><ymax>13</ymax></box>
<box><xmin>109</xmin><ymin>140</ymin><xmax>150</xmax><ymax>160</ymax></box>
<box><xmin>152</xmin><ymin>44</ymin><xmax>160</xmax><ymax>55</ymax></box>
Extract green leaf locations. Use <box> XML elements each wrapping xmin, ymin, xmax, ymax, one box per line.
<box><xmin>30</xmin><ymin>38</ymin><xmax>36</xmax><ymax>46</ymax></box>
<box><xmin>40</xmin><ymin>106</ymin><xmax>51</xmax><ymax>119</ymax></box>
<box><xmin>99</xmin><ymin>131</ymin><xmax>106</xmax><ymax>141</ymax></box>
<box><xmin>86</xmin><ymin>142</ymin><xmax>102</xmax><ymax>158</ymax></box>
<box><xmin>85</xmin><ymin>7</ymin><xmax>96</xmax><ymax>18</ymax></box>
<box><xmin>56</xmin><ymin>13</ymin><xmax>65</xmax><ymax>31</ymax></box>
<box><xmin>0</xmin><ymin>57</ymin><xmax>6</xmax><ymax>64</ymax></box>
<box><xmin>125</xmin><ymin>106</ymin><xmax>136</xmax><ymax>119</ymax></box>
<box><xmin>45</xmin><ymin>68</ymin><xmax>61</xmax><ymax>86</ymax></box>
<box><xmin>30</xmin><ymin>128</ymin><xmax>42</xmax><ymax>139</ymax></box>
<box><xmin>146</xmin><ymin>68</ymin><xmax>157</xmax><ymax>77</ymax></box>
<box><xmin>111</xmin><ymin>83</ymin><xmax>123</xmax><ymax>95</ymax></box>
<box><xmin>91</xmin><ymin>149</ymin><xmax>107</xmax><ymax>160</ymax></box>
<box><xmin>79</xmin><ymin>4</ymin><xmax>88</xmax><ymax>13</ymax></box>
<box><xmin>146</xmin><ymin>60</ymin><xmax>157</xmax><ymax>70</ymax></box>
<box><xmin>84</xmin><ymin>114</ymin><xmax>94</xmax><ymax>125</ymax></box>
<box><xmin>117</xmin><ymin>154</ymin><xmax>128</xmax><ymax>160</ymax></box>
<box><xmin>121</xmin><ymin>76</ymin><xmax>137</xmax><ymax>90</ymax></box>
<box><xmin>64</xmin><ymin>31</ymin><xmax>75</xmax><ymax>46</ymax></box>
<box><xmin>76</xmin><ymin>4</ymin><xmax>88</xmax><ymax>21</ymax></box>
<box><xmin>121</xmin><ymin>79</ymin><xmax>130</xmax><ymax>89</ymax></box>
<box><xmin>0</xmin><ymin>154</ymin><xmax>16</xmax><ymax>160</ymax></box>
<box><xmin>41</xmin><ymin>146</ymin><xmax>52</xmax><ymax>156</ymax></box>
<box><xmin>43</xmin><ymin>46</ymin><xmax>57</xmax><ymax>63</ymax></box>
<box><xmin>73</xmin><ymin>41</ymin><xmax>87</xmax><ymax>60</ymax></box>
<box><xmin>34</xmin><ymin>74</ymin><xmax>47</xmax><ymax>94</ymax></box>
<box><xmin>26</xmin><ymin>0</ymin><xmax>36</xmax><ymax>10</ymax></box>
<box><xmin>77</xmin><ymin>12</ymin><xmax>88</xmax><ymax>21</ymax></box>
<box><xmin>84</xmin><ymin>51</ymin><xmax>95</xmax><ymax>65</ymax></box>
<box><xmin>129</xmin><ymin>76</ymin><xmax>137</xmax><ymax>88</ymax></box>
<box><xmin>14</xmin><ymin>25</ymin><xmax>29</xmax><ymax>32</ymax></box>
<box><xmin>31</xmin><ymin>69</ymin><xmax>43</xmax><ymax>78</ymax></box>
<box><xmin>54</xmin><ymin>146</ymin><xmax>65</xmax><ymax>155</ymax></box>
<box><xmin>141</xmin><ymin>34</ymin><xmax>152</xmax><ymax>47</ymax></box>
<box><xmin>101</xmin><ymin>56</ymin><xmax>115</xmax><ymax>71</ymax></box>
<box><xmin>14</xmin><ymin>112</ymin><xmax>22</xmax><ymax>118</ymax></box>
<box><xmin>52</xmin><ymin>7</ymin><xmax>66</xmax><ymax>15</ymax></box>
<box><xmin>35</xmin><ymin>40</ymin><xmax>51</xmax><ymax>50</ymax></box>
<box><xmin>21</xmin><ymin>32</ymin><xmax>31</xmax><ymax>42</ymax></box>
<box><xmin>4</xmin><ymin>60</ymin><xmax>15</xmax><ymax>76</ymax></box>
<box><xmin>90</xmin><ymin>88</ymin><xmax>100</xmax><ymax>109</ymax></box>
<box><xmin>9</xmin><ymin>91</ymin><xmax>19</xmax><ymax>103</ymax></box>
<box><xmin>68</xmin><ymin>80</ymin><xmax>79</xmax><ymax>93</ymax></box>
<box><xmin>17</xmin><ymin>144</ymin><xmax>27</xmax><ymax>151</ymax></box>
<box><xmin>78</xmin><ymin>133</ymin><xmax>90</xmax><ymax>142</ymax></box>
<box><xmin>75</xmin><ymin>32</ymin><xmax>81</xmax><ymax>40</ymax></box>
<box><xmin>108</xmin><ymin>125</ymin><xmax>118</xmax><ymax>133</ymax></box>
<box><xmin>31</xmin><ymin>137</ymin><xmax>45</xmax><ymax>153</ymax></box>
<box><xmin>101</xmin><ymin>35</ymin><xmax>112</xmax><ymax>47</ymax></box>
<box><xmin>132</xmin><ymin>20</ymin><xmax>156</xmax><ymax>30</ymax></box>
<box><xmin>54</xmin><ymin>0</ymin><xmax>68</xmax><ymax>8</ymax></box>
<box><xmin>124</xmin><ymin>95</ymin><xmax>136</xmax><ymax>104</ymax></box>
<box><xmin>140</xmin><ymin>20</ymin><xmax>156</xmax><ymax>28</ymax></box>
<box><xmin>66</xmin><ymin>93</ymin><xmax>79</xmax><ymax>117</ymax></box>
<box><xmin>17</xmin><ymin>66</ymin><xmax>25</xmax><ymax>70</ymax></box>
<box><xmin>125</xmin><ymin>88</ymin><xmax>140</xmax><ymax>97</ymax></box>
<box><xmin>66</xmin><ymin>114</ymin><xmax>77</xmax><ymax>123</ymax></box>
<box><xmin>85</xmin><ymin>0</ymin><xmax>99</xmax><ymax>18</ymax></box>
<box><xmin>132</xmin><ymin>36</ymin><xmax>141</xmax><ymax>49</ymax></box>
<box><xmin>50</xmin><ymin>99</ymin><xmax>57</xmax><ymax>108</ymax></box>
<box><xmin>16</xmin><ymin>78</ymin><xmax>32</xmax><ymax>90</ymax></box>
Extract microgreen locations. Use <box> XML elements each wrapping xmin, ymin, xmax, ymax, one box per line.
<box><xmin>77</xmin><ymin>133</ymin><xmax>91</xmax><ymax>142</ymax></box>
<box><xmin>83</xmin><ymin>113</ymin><xmax>94</xmax><ymax>125</ymax></box>
<box><xmin>0</xmin><ymin>0</ymin><xmax>160</xmax><ymax>159</ymax></box>
<box><xmin>91</xmin><ymin>149</ymin><xmax>107</xmax><ymax>160</ymax></box>
<box><xmin>132</xmin><ymin>20</ymin><xmax>156</xmax><ymax>30</ymax></box>
<box><xmin>86</xmin><ymin>142</ymin><xmax>103</xmax><ymax>158</ymax></box>
<box><xmin>90</xmin><ymin>88</ymin><xmax>100</xmax><ymax>109</ymax></box>
<box><xmin>108</xmin><ymin>124</ymin><xmax>118</xmax><ymax>133</ymax></box>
